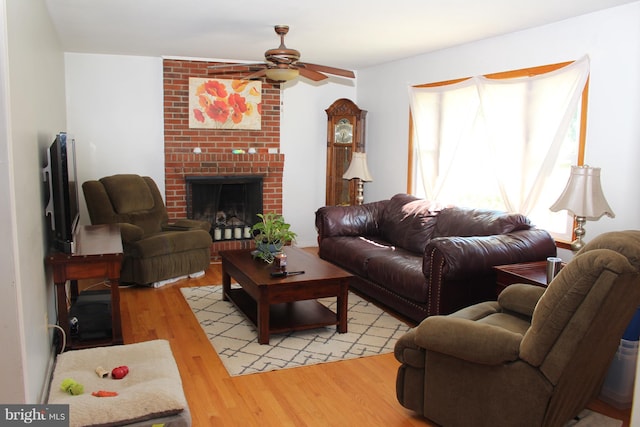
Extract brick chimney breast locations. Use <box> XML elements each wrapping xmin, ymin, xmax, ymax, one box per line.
<box><xmin>163</xmin><ymin>59</ymin><xmax>284</xmax><ymax>256</ymax></box>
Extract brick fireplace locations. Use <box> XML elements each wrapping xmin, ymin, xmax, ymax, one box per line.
<box><xmin>186</xmin><ymin>175</ymin><xmax>262</xmax><ymax>241</ymax></box>
<box><xmin>163</xmin><ymin>59</ymin><xmax>284</xmax><ymax>256</ymax></box>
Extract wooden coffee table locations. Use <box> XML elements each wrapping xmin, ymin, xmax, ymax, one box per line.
<box><xmin>220</xmin><ymin>246</ymin><xmax>353</xmax><ymax>344</ymax></box>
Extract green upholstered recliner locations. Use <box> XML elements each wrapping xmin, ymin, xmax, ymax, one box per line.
<box><xmin>394</xmin><ymin>230</ymin><xmax>640</xmax><ymax>427</ymax></box>
<box><xmin>82</xmin><ymin>174</ymin><xmax>212</xmax><ymax>286</ymax></box>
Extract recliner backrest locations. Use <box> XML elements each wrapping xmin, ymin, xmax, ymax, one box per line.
<box><xmin>576</xmin><ymin>229</ymin><xmax>640</xmax><ymax>271</ymax></box>
<box><xmin>83</xmin><ymin>174</ymin><xmax>169</xmax><ymax>236</ymax></box>
<box><xmin>532</xmin><ymin>230</ymin><xmax>640</xmax><ymax>427</ymax></box>
<box><xmin>520</xmin><ymin>230</ymin><xmax>640</xmax><ymax>386</ymax></box>
<box><xmin>520</xmin><ymin>250</ymin><xmax>635</xmax><ymax>377</ymax></box>
<box><xmin>101</xmin><ymin>174</ymin><xmax>155</xmax><ymax>214</ymax></box>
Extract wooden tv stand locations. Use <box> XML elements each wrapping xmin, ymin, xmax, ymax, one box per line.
<box><xmin>46</xmin><ymin>224</ymin><xmax>123</xmax><ymax>350</ymax></box>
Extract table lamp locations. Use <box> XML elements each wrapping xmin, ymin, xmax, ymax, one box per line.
<box><xmin>550</xmin><ymin>165</ymin><xmax>615</xmax><ymax>251</ymax></box>
<box><xmin>343</xmin><ymin>152</ymin><xmax>373</xmax><ymax>205</ymax></box>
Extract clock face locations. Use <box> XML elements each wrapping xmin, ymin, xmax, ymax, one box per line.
<box><xmin>334</xmin><ymin>118</ymin><xmax>353</xmax><ymax>144</ymax></box>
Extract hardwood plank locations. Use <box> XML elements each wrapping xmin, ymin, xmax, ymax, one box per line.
<box><xmin>116</xmin><ymin>253</ymin><xmax>631</xmax><ymax>427</ymax></box>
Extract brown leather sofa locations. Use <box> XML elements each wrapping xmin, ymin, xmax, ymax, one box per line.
<box><xmin>394</xmin><ymin>230</ymin><xmax>640</xmax><ymax>427</ymax></box>
<box><xmin>315</xmin><ymin>193</ymin><xmax>557</xmax><ymax>323</ymax></box>
<box><xmin>83</xmin><ymin>174</ymin><xmax>212</xmax><ymax>286</ymax></box>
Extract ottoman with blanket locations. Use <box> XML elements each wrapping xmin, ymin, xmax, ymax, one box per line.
<box><xmin>48</xmin><ymin>340</ymin><xmax>190</xmax><ymax>427</ymax></box>
<box><xmin>315</xmin><ymin>193</ymin><xmax>557</xmax><ymax>323</ymax></box>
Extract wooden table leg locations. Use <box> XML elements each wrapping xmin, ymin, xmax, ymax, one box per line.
<box><xmin>337</xmin><ymin>280</ymin><xmax>349</xmax><ymax>333</ymax></box>
<box><xmin>257</xmin><ymin>290</ymin><xmax>270</xmax><ymax>344</ymax></box>
<box><xmin>69</xmin><ymin>280</ymin><xmax>79</xmax><ymax>303</ymax></box>
<box><xmin>222</xmin><ymin>264</ymin><xmax>231</xmax><ymax>302</ymax></box>
<box><xmin>109</xmin><ymin>278</ymin><xmax>123</xmax><ymax>345</ymax></box>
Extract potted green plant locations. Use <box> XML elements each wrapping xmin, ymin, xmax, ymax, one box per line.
<box><xmin>251</xmin><ymin>212</ymin><xmax>297</xmax><ymax>263</ymax></box>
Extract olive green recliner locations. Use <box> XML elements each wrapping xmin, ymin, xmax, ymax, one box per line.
<box><xmin>394</xmin><ymin>230</ymin><xmax>640</xmax><ymax>427</ymax></box>
<box><xmin>82</xmin><ymin>174</ymin><xmax>212</xmax><ymax>286</ymax></box>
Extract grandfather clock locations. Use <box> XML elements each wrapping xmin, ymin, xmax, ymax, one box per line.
<box><xmin>325</xmin><ymin>98</ymin><xmax>367</xmax><ymax>206</ymax></box>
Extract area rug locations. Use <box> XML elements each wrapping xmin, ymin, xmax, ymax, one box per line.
<box><xmin>567</xmin><ymin>409</ymin><xmax>622</xmax><ymax>427</ymax></box>
<box><xmin>181</xmin><ymin>285</ymin><xmax>412</xmax><ymax>376</ymax></box>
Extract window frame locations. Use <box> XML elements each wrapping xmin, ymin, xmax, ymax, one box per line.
<box><xmin>407</xmin><ymin>61</ymin><xmax>589</xmax><ymax>250</ymax></box>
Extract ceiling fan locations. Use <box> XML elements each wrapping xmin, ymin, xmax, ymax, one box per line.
<box><xmin>208</xmin><ymin>25</ymin><xmax>355</xmax><ymax>82</ymax></box>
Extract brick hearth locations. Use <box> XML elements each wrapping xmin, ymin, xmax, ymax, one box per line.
<box><xmin>163</xmin><ymin>59</ymin><xmax>284</xmax><ymax>256</ymax></box>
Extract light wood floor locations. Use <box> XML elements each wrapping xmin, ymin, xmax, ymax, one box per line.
<box><xmin>115</xmin><ymin>255</ymin><xmax>631</xmax><ymax>427</ymax></box>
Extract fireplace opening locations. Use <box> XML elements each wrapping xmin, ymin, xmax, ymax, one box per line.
<box><xmin>186</xmin><ymin>175</ymin><xmax>263</xmax><ymax>242</ymax></box>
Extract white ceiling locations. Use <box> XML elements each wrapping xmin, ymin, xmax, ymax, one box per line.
<box><xmin>45</xmin><ymin>0</ymin><xmax>637</xmax><ymax>71</ymax></box>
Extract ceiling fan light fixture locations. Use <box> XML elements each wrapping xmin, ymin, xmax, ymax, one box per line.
<box><xmin>265</xmin><ymin>67</ymin><xmax>299</xmax><ymax>82</ymax></box>
<box><xmin>208</xmin><ymin>26</ymin><xmax>353</xmax><ymax>83</ymax></box>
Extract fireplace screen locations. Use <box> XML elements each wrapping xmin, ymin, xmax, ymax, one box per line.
<box><xmin>186</xmin><ymin>176</ymin><xmax>263</xmax><ymax>241</ymax></box>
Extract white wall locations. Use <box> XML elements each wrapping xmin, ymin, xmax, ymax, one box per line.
<box><xmin>280</xmin><ymin>78</ymin><xmax>356</xmax><ymax>247</ymax></box>
<box><xmin>0</xmin><ymin>0</ymin><xmax>22</xmax><ymax>403</ymax></box>
<box><xmin>357</xmin><ymin>2</ymin><xmax>640</xmax><ymax>239</ymax></box>
<box><xmin>1</xmin><ymin>0</ymin><xmax>67</xmax><ymax>402</ymax></box>
<box><xmin>64</xmin><ymin>53</ymin><xmax>165</xmax><ymax>225</ymax></box>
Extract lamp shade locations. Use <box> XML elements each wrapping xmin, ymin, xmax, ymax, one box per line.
<box><xmin>343</xmin><ymin>152</ymin><xmax>373</xmax><ymax>182</ymax></box>
<box><xmin>265</xmin><ymin>67</ymin><xmax>299</xmax><ymax>82</ymax></box>
<box><xmin>549</xmin><ymin>165</ymin><xmax>615</xmax><ymax>220</ymax></box>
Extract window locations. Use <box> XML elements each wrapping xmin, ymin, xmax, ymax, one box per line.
<box><xmin>408</xmin><ymin>58</ymin><xmax>590</xmax><ymax>245</ymax></box>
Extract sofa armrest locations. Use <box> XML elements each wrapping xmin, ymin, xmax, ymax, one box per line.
<box><xmin>315</xmin><ymin>200</ymin><xmax>387</xmax><ymax>242</ymax></box>
<box><xmin>414</xmin><ymin>316</ymin><xmax>522</xmax><ymax>365</ymax></box>
<box><xmin>423</xmin><ymin>229</ymin><xmax>557</xmax><ymax>281</ymax></box>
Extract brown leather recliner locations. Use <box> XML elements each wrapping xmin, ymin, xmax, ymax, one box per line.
<box><xmin>394</xmin><ymin>230</ymin><xmax>640</xmax><ymax>427</ymax></box>
<box><xmin>82</xmin><ymin>174</ymin><xmax>212</xmax><ymax>286</ymax></box>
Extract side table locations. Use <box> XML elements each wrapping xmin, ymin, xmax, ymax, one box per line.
<box><xmin>46</xmin><ymin>224</ymin><xmax>123</xmax><ymax>350</ymax></box>
<box><xmin>493</xmin><ymin>261</ymin><xmax>549</xmax><ymax>296</ymax></box>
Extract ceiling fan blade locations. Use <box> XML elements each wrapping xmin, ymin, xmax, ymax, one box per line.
<box><xmin>244</xmin><ymin>69</ymin><xmax>268</xmax><ymax>80</ymax></box>
<box><xmin>298</xmin><ymin>62</ymin><xmax>355</xmax><ymax>78</ymax></box>
<box><xmin>298</xmin><ymin>67</ymin><xmax>327</xmax><ymax>82</ymax></box>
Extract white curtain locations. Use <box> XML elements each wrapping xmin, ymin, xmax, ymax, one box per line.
<box><xmin>476</xmin><ymin>56</ymin><xmax>590</xmax><ymax>214</ymax></box>
<box><xmin>408</xmin><ymin>78</ymin><xmax>479</xmax><ymax>201</ymax></box>
<box><xmin>409</xmin><ymin>56</ymin><xmax>590</xmax><ymax>214</ymax></box>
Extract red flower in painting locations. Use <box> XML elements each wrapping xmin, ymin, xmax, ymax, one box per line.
<box><xmin>231</xmin><ymin>109</ymin><xmax>243</xmax><ymax>124</ymax></box>
<box><xmin>228</xmin><ymin>93</ymin><xmax>247</xmax><ymax>114</ymax></box>
<box><xmin>206</xmin><ymin>100</ymin><xmax>230</xmax><ymax>122</ymax></box>
<box><xmin>193</xmin><ymin>109</ymin><xmax>205</xmax><ymax>123</ymax></box>
<box><xmin>198</xmin><ymin>95</ymin><xmax>212</xmax><ymax>109</ymax></box>
<box><xmin>204</xmin><ymin>80</ymin><xmax>228</xmax><ymax>98</ymax></box>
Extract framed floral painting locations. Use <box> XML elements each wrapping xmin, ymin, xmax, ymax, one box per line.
<box><xmin>188</xmin><ymin>78</ymin><xmax>262</xmax><ymax>130</ymax></box>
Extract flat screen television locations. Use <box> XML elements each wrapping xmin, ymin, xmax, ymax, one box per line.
<box><xmin>44</xmin><ymin>132</ymin><xmax>80</xmax><ymax>253</ymax></box>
